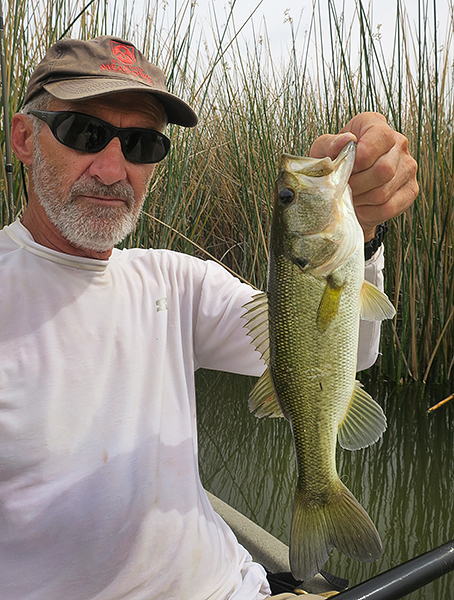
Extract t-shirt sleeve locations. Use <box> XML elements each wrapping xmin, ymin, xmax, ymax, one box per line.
<box><xmin>357</xmin><ymin>244</ymin><xmax>387</xmax><ymax>371</ymax></box>
<box><xmin>193</xmin><ymin>260</ymin><xmax>265</xmax><ymax>376</ymax></box>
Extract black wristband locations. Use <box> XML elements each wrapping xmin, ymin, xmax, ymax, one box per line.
<box><xmin>364</xmin><ymin>222</ymin><xmax>388</xmax><ymax>261</ymax></box>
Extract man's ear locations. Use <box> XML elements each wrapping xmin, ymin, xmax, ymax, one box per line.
<box><xmin>11</xmin><ymin>113</ymin><xmax>35</xmax><ymax>166</ymax></box>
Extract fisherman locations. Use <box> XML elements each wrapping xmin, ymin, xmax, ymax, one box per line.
<box><xmin>2</xmin><ymin>36</ymin><xmax>418</xmax><ymax>600</ymax></box>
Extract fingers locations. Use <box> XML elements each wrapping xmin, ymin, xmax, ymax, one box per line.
<box><xmin>351</xmin><ymin>131</ymin><xmax>418</xmax><ymax>239</ymax></box>
<box><xmin>309</xmin><ymin>132</ymin><xmax>357</xmax><ymax>161</ymax></box>
<box><xmin>339</xmin><ymin>112</ymin><xmax>392</xmax><ymax>175</ymax></box>
<box><xmin>309</xmin><ymin>113</ymin><xmax>419</xmax><ymax>241</ymax></box>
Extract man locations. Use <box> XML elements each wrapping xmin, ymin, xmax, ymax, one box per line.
<box><xmin>2</xmin><ymin>36</ymin><xmax>417</xmax><ymax>600</ymax></box>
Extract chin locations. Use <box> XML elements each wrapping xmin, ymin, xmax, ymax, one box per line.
<box><xmin>56</xmin><ymin>210</ymin><xmax>138</xmax><ymax>253</ymax></box>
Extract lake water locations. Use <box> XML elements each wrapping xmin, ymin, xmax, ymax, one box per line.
<box><xmin>196</xmin><ymin>368</ymin><xmax>454</xmax><ymax>599</ymax></box>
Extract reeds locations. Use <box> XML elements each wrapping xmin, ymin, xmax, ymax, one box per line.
<box><xmin>1</xmin><ymin>0</ymin><xmax>453</xmax><ymax>383</ymax></box>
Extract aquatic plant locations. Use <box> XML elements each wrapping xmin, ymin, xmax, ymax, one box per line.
<box><xmin>0</xmin><ymin>0</ymin><xmax>452</xmax><ymax>383</ymax></box>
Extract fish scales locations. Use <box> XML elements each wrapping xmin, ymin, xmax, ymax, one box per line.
<box><xmin>270</xmin><ymin>256</ymin><xmax>358</xmax><ymax>488</ymax></box>
<box><xmin>243</xmin><ymin>142</ymin><xmax>396</xmax><ymax>581</ymax></box>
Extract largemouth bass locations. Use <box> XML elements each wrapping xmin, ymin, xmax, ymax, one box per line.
<box><xmin>243</xmin><ymin>142</ymin><xmax>395</xmax><ymax>581</ymax></box>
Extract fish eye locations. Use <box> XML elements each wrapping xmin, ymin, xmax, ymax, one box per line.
<box><xmin>278</xmin><ymin>187</ymin><xmax>295</xmax><ymax>206</ymax></box>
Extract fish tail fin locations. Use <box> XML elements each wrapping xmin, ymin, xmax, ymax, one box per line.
<box><xmin>289</xmin><ymin>479</ymin><xmax>382</xmax><ymax>581</ymax></box>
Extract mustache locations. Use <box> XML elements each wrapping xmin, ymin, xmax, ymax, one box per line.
<box><xmin>70</xmin><ymin>176</ymin><xmax>135</xmax><ymax>205</ymax></box>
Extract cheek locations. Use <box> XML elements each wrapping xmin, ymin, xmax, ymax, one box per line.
<box><xmin>131</xmin><ymin>165</ymin><xmax>156</xmax><ymax>201</ymax></box>
<box><xmin>35</xmin><ymin>131</ymin><xmax>92</xmax><ymax>189</ymax></box>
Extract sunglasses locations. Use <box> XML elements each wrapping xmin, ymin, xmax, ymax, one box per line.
<box><xmin>28</xmin><ymin>110</ymin><xmax>171</xmax><ymax>164</ymax></box>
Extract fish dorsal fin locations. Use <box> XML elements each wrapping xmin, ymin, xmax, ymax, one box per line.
<box><xmin>338</xmin><ymin>381</ymin><xmax>387</xmax><ymax>450</ymax></box>
<box><xmin>248</xmin><ymin>367</ymin><xmax>285</xmax><ymax>419</ymax></box>
<box><xmin>242</xmin><ymin>292</ymin><xmax>270</xmax><ymax>364</ymax></box>
<box><xmin>360</xmin><ymin>281</ymin><xmax>396</xmax><ymax>321</ymax></box>
<box><xmin>316</xmin><ymin>278</ymin><xmax>344</xmax><ymax>333</ymax></box>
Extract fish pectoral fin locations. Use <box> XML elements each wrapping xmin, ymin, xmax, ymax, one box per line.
<box><xmin>360</xmin><ymin>281</ymin><xmax>396</xmax><ymax>321</ymax></box>
<box><xmin>316</xmin><ymin>278</ymin><xmax>344</xmax><ymax>333</ymax></box>
<box><xmin>242</xmin><ymin>292</ymin><xmax>270</xmax><ymax>364</ymax></box>
<box><xmin>338</xmin><ymin>381</ymin><xmax>387</xmax><ymax>450</ymax></box>
<box><xmin>248</xmin><ymin>367</ymin><xmax>285</xmax><ymax>419</ymax></box>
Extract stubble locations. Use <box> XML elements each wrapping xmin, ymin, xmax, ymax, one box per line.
<box><xmin>32</xmin><ymin>140</ymin><xmax>147</xmax><ymax>253</ymax></box>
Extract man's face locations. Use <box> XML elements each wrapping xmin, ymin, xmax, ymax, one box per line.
<box><xmin>29</xmin><ymin>92</ymin><xmax>165</xmax><ymax>255</ymax></box>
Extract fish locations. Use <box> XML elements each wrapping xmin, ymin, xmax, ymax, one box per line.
<box><xmin>242</xmin><ymin>141</ymin><xmax>396</xmax><ymax>581</ymax></box>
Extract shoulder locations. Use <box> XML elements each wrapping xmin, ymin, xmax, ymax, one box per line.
<box><xmin>112</xmin><ymin>246</ymin><xmax>213</xmax><ymax>272</ymax></box>
<box><xmin>111</xmin><ymin>246</ymin><xmax>241</xmax><ymax>287</ymax></box>
<box><xmin>0</xmin><ymin>222</ymin><xmax>27</xmax><ymax>256</ymax></box>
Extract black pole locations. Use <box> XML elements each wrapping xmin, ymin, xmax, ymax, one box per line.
<box><xmin>335</xmin><ymin>539</ymin><xmax>454</xmax><ymax>600</ymax></box>
<box><xmin>0</xmin><ymin>0</ymin><xmax>14</xmax><ymax>221</ymax></box>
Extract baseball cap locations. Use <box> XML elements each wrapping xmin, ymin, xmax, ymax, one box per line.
<box><xmin>24</xmin><ymin>36</ymin><xmax>198</xmax><ymax>127</ymax></box>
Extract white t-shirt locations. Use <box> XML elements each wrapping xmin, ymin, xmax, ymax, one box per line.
<box><xmin>0</xmin><ymin>220</ymin><xmax>384</xmax><ymax>600</ymax></box>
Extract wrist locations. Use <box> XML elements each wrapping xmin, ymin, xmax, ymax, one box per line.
<box><xmin>363</xmin><ymin>226</ymin><xmax>377</xmax><ymax>243</ymax></box>
<box><xmin>364</xmin><ymin>222</ymin><xmax>388</xmax><ymax>261</ymax></box>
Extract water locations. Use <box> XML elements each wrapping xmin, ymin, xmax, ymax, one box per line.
<box><xmin>196</xmin><ymin>369</ymin><xmax>454</xmax><ymax>599</ymax></box>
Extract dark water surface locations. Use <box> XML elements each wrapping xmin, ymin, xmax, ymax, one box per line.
<box><xmin>196</xmin><ymin>369</ymin><xmax>454</xmax><ymax>599</ymax></box>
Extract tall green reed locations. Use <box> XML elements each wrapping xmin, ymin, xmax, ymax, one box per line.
<box><xmin>0</xmin><ymin>0</ymin><xmax>452</xmax><ymax>383</ymax></box>
<box><xmin>305</xmin><ymin>1</ymin><xmax>454</xmax><ymax>383</ymax></box>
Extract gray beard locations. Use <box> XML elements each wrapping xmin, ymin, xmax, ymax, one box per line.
<box><xmin>32</xmin><ymin>141</ymin><xmax>145</xmax><ymax>253</ymax></box>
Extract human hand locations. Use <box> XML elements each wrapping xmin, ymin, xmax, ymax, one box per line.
<box><xmin>309</xmin><ymin>112</ymin><xmax>419</xmax><ymax>241</ymax></box>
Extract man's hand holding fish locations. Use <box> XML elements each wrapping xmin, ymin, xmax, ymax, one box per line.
<box><xmin>309</xmin><ymin>111</ymin><xmax>419</xmax><ymax>241</ymax></box>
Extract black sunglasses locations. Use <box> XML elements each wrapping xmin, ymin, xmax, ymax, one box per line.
<box><xmin>29</xmin><ymin>110</ymin><xmax>170</xmax><ymax>164</ymax></box>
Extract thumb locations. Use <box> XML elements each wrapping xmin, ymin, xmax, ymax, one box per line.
<box><xmin>309</xmin><ymin>132</ymin><xmax>357</xmax><ymax>160</ymax></box>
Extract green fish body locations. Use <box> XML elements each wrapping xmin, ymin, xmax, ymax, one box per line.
<box><xmin>243</xmin><ymin>142</ymin><xmax>395</xmax><ymax>581</ymax></box>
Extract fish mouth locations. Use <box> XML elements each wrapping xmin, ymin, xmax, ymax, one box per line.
<box><xmin>279</xmin><ymin>141</ymin><xmax>356</xmax><ymax>180</ymax></box>
<box><xmin>330</xmin><ymin>141</ymin><xmax>356</xmax><ymax>195</ymax></box>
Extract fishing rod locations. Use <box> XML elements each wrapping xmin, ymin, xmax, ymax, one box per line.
<box><xmin>334</xmin><ymin>539</ymin><xmax>454</xmax><ymax>600</ymax></box>
<box><xmin>0</xmin><ymin>0</ymin><xmax>14</xmax><ymax>219</ymax></box>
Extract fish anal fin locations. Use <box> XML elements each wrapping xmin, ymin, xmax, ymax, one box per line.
<box><xmin>360</xmin><ymin>281</ymin><xmax>396</xmax><ymax>321</ymax></box>
<box><xmin>338</xmin><ymin>381</ymin><xmax>387</xmax><ymax>450</ymax></box>
<box><xmin>289</xmin><ymin>479</ymin><xmax>382</xmax><ymax>581</ymax></box>
<box><xmin>248</xmin><ymin>367</ymin><xmax>285</xmax><ymax>419</ymax></box>
<box><xmin>316</xmin><ymin>277</ymin><xmax>344</xmax><ymax>333</ymax></box>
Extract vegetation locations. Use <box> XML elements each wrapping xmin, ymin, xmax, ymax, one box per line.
<box><xmin>0</xmin><ymin>0</ymin><xmax>452</xmax><ymax>383</ymax></box>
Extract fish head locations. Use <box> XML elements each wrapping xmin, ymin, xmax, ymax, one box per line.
<box><xmin>271</xmin><ymin>141</ymin><xmax>361</xmax><ymax>274</ymax></box>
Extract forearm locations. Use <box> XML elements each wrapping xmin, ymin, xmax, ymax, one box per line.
<box><xmin>356</xmin><ymin>244</ymin><xmax>386</xmax><ymax>371</ymax></box>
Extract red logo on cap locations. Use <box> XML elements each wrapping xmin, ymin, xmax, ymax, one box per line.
<box><xmin>111</xmin><ymin>41</ymin><xmax>136</xmax><ymax>65</ymax></box>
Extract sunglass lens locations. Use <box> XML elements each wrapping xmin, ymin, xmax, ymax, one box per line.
<box><xmin>54</xmin><ymin>114</ymin><xmax>109</xmax><ymax>153</ymax></box>
<box><xmin>123</xmin><ymin>130</ymin><xmax>169</xmax><ymax>163</ymax></box>
<box><xmin>48</xmin><ymin>112</ymin><xmax>169</xmax><ymax>163</ymax></box>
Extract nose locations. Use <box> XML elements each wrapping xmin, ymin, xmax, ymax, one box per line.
<box><xmin>88</xmin><ymin>137</ymin><xmax>128</xmax><ymax>185</ymax></box>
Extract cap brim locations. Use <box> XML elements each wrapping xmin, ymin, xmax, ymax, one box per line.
<box><xmin>44</xmin><ymin>77</ymin><xmax>198</xmax><ymax>127</ymax></box>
